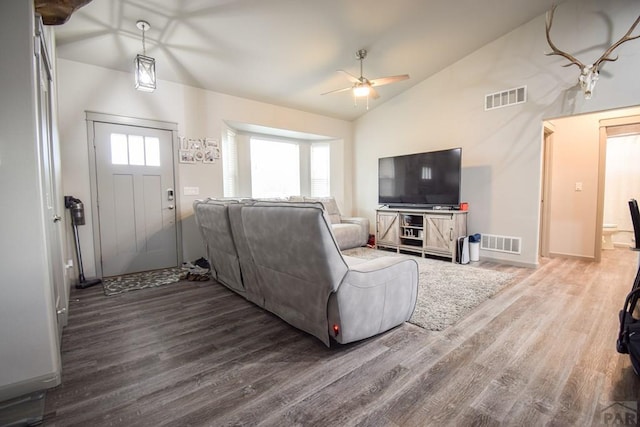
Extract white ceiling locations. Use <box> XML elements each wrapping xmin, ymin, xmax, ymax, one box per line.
<box><xmin>54</xmin><ymin>0</ymin><xmax>559</xmax><ymax>121</ymax></box>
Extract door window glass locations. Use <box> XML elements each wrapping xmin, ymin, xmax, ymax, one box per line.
<box><xmin>110</xmin><ymin>133</ymin><xmax>161</xmax><ymax>166</ymax></box>
<box><xmin>145</xmin><ymin>137</ymin><xmax>160</xmax><ymax>166</ymax></box>
<box><xmin>128</xmin><ymin>135</ymin><xmax>145</xmax><ymax>165</ymax></box>
<box><xmin>110</xmin><ymin>133</ymin><xmax>128</xmax><ymax>165</ymax></box>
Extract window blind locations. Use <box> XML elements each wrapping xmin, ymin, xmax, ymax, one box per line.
<box><xmin>222</xmin><ymin>129</ymin><xmax>238</xmax><ymax>197</ymax></box>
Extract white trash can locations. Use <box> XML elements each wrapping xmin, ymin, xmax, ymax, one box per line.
<box><xmin>469</xmin><ymin>241</ymin><xmax>480</xmax><ymax>262</ymax></box>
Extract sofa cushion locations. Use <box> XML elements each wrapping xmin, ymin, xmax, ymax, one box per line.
<box><xmin>193</xmin><ymin>200</ymin><xmax>244</xmax><ymax>293</ymax></box>
<box><xmin>332</xmin><ymin>223</ymin><xmax>365</xmax><ymax>251</ymax></box>
<box><xmin>305</xmin><ymin>196</ymin><xmax>341</xmax><ymax>224</ymax></box>
<box><xmin>239</xmin><ymin>203</ymin><xmax>348</xmax><ymax>345</ymax></box>
<box><xmin>227</xmin><ymin>202</ymin><xmax>264</xmax><ymax>306</ymax></box>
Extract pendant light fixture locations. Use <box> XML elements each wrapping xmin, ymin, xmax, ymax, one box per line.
<box><xmin>134</xmin><ymin>20</ymin><xmax>156</xmax><ymax>92</ymax></box>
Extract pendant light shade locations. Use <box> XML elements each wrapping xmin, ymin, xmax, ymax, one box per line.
<box><xmin>135</xmin><ymin>54</ymin><xmax>156</xmax><ymax>92</ymax></box>
<box><xmin>353</xmin><ymin>84</ymin><xmax>370</xmax><ymax>97</ymax></box>
<box><xmin>134</xmin><ymin>20</ymin><xmax>156</xmax><ymax>92</ymax></box>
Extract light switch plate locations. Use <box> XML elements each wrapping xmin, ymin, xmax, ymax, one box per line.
<box><xmin>184</xmin><ymin>186</ymin><xmax>200</xmax><ymax>196</ymax></box>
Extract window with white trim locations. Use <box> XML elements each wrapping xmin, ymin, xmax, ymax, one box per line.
<box><xmin>250</xmin><ymin>138</ymin><xmax>300</xmax><ymax>198</ymax></box>
<box><xmin>310</xmin><ymin>142</ymin><xmax>330</xmax><ymax>197</ymax></box>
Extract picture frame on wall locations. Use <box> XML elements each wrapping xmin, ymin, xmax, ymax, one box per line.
<box><xmin>177</xmin><ymin>136</ymin><xmax>219</xmax><ymax>164</ymax></box>
<box><xmin>203</xmin><ymin>148</ymin><xmax>216</xmax><ymax>163</ymax></box>
<box><xmin>179</xmin><ymin>149</ymin><xmax>195</xmax><ymax>163</ymax></box>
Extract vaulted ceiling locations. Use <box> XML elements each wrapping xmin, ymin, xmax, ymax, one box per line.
<box><xmin>53</xmin><ymin>0</ymin><xmax>559</xmax><ymax>121</ymax></box>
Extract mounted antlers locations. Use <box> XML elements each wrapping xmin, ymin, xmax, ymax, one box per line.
<box><xmin>545</xmin><ymin>5</ymin><xmax>640</xmax><ymax>99</ymax></box>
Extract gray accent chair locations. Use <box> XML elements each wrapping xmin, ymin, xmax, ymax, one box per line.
<box><xmin>193</xmin><ymin>199</ymin><xmax>419</xmax><ymax>346</ymax></box>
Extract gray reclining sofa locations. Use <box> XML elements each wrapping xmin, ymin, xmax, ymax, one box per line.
<box><xmin>193</xmin><ymin>199</ymin><xmax>419</xmax><ymax>346</ymax></box>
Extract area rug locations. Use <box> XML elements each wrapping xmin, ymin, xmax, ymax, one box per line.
<box><xmin>103</xmin><ymin>267</ymin><xmax>185</xmax><ymax>296</ymax></box>
<box><xmin>342</xmin><ymin>247</ymin><xmax>515</xmax><ymax>331</ymax></box>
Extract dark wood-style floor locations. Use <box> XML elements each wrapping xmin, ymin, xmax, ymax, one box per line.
<box><xmin>43</xmin><ymin>249</ymin><xmax>640</xmax><ymax>426</ymax></box>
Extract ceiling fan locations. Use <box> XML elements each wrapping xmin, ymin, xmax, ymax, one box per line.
<box><xmin>322</xmin><ymin>49</ymin><xmax>409</xmax><ymax>106</ymax></box>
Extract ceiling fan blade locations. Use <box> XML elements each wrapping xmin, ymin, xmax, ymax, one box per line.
<box><xmin>321</xmin><ymin>86</ymin><xmax>353</xmax><ymax>96</ymax></box>
<box><xmin>370</xmin><ymin>87</ymin><xmax>380</xmax><ymax>99</ymax></box>
<box><xmin>338</xmin><ymin>69</ymin><xmax>361</xmax><ymax>84</ymax></box>
<box><xmin>370</xmin><ymin>74</ymin><xmax>410</xmax><ymax>87</ymax></box>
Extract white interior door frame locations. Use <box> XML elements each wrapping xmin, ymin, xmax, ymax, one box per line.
<box><xmin>597</xmin><ymin>115</ymin><xmax>640</xmax><ymax>262</ymax></box>
<box><xmin>85</xmin><ymin>111</ymin><xmax>182</xmax><ymax>278</ymax></box>
<box><xmin>539</xmin><ymin>122</ymin><xmax>554</xmax><ymax>259</ymax></box>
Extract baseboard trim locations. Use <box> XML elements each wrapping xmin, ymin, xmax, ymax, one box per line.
<box><xmin>0</xmin><ymin>370</ymin><xmax>60</xmax><ymax>403</ymax></box>
<box><xmin>0</xmin><ymin>391</ymin><xmax>46</xmax><ymax>427</ymax></box>
<box><xmin>476</xmin><ymin>255</ymin><xmax>538</xmax><ymax>269</ymax></box>
<box><xmin>547</xmin><ymin>252</ymin><xmax>595</xmax><ymax>262</ymax></box>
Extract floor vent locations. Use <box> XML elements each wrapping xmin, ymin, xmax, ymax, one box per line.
<box><xmin>481</xmin><ymin>234</ymin><xmax>522</xmax><ymax>254</ymax></box>
<box><xmin>485</xmin><ymin>86</ymin><xmax>526</xmax><ymax>111</ymax></box>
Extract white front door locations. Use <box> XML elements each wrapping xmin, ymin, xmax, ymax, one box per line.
<box><xmin>94</xmin><ymin>122</ymin><xmax>178</xmax><ymax>277</ymax></box>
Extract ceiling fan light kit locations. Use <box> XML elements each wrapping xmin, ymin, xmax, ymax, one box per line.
<box><xmin>323</xmin><ymin>48</ymin><xmax>409</xmax><ymax>109</ymax></box>
<box><xmin>353</xmin><ymin>84</ymin><xmax>370</xmax><ymax>97</ymax></box>
<box><xmin>134</xmin><ymin>19</ymin><xmax>156</xmax><ymax>92</ymax></box>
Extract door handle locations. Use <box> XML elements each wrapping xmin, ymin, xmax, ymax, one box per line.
<box><xmin>57</xmin><ymin>307</ymin><xmax>66</xmax><ymax>315</ymax></box>
<box><xmin>53</xmin><ymin>215</ymin><xmax>62</xmax><ymax>223</ymax></box>
<box><xmin>168</xmin><ymin>205</ymin><xmax>175</xmax><ymax>210</ymax></box>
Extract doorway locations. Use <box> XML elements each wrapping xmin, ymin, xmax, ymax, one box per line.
<box><xmin>87</xmin><ymin>113</ymin><xmax>181</xmax><ymax>277</ymax></box>
<box><xmin>599</xmin><ymin>118</ymin><xmax>640</xmax><ymax>251</ymax></box>
<box><xmin>539</xmin><ymin>107</ymin><xmax>640</xmax><ymax>261</ymax></box>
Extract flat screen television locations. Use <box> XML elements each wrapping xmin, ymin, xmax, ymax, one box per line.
<box><xmin>378</xmin><ymin>147</ymin><xmax>461</xmax><ymax>208</ymax></box>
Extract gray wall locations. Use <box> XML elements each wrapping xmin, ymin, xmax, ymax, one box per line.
<box><xmin>56</xmin><ymin>59</ymin><xmax>353</xmax><ymax>277</ymax></box>
<box><xmin>353</xmin><ymin>0</ymin><xmax>640</xmax><ymax>266</ymax></box>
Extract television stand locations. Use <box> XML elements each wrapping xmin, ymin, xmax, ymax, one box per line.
<box><xmin>375</xmin><ymin>207</ymin><xmax>467</xmax><ymax>261</ymax></box>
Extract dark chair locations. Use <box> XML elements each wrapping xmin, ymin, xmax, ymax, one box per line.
<box><xmin>619</xmin><ymin>199</ymin><xmax>640</xmax><ymax>369</ymax></box>
<box><xmin>629</xmin><ymin>199</ymin><xmax>640</xmax><ymax>251</ymax></box>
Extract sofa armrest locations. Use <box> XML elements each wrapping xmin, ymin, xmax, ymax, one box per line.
<box><xmin>328</xmin><ymin>257</ymin><xmax>418</xmax><ymax>344</ymax></box>
<box><xmin>340</xmin><ymin>216</ymin><xmax>369</xmax><ymax>243</ymax></box>
<box><xmin>340</xmin><ymin>216</ymin><xmax>368</xmax><ymax>227</ymax></box>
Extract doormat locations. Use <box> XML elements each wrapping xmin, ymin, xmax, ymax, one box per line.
<box><xmin>103</xmin><ymin>267</ymin><xmax>186</xmax><ymax>296</ymax></box>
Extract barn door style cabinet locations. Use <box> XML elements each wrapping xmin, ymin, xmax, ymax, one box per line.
<box><xmin>375</xmin><ymin>208</ymin><xmax>467</xmax><ymax>261</ymax></box>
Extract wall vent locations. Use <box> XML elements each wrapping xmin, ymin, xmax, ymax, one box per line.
<box><xmin>485</xmin><ymin>86</ymin><xmax>527</xmax><ymax>111</ymax></box>
<box><xmin>481</xmin><ymin>234</ymin><xmax>522</xmax><ymax>255</ymax></box>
